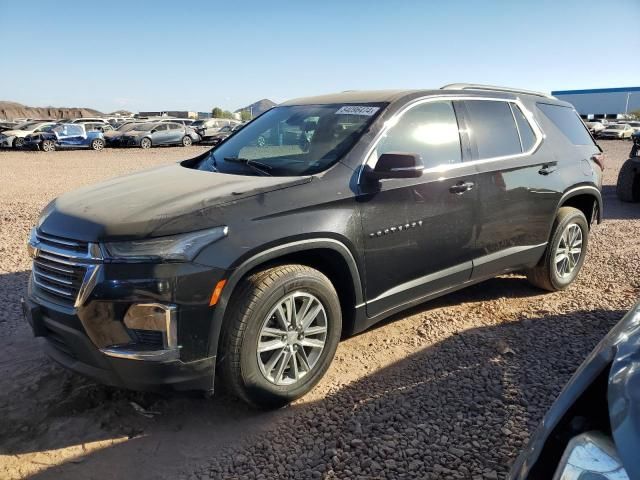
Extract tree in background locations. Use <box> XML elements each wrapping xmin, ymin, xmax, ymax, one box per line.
<box><xmin>211</xmin><ymin>107</ymin><xmax>225</xmax><ymax>118</ymax></box>
<box><xmin>240</xmin><ymin>110</ymin><xmax>252</xmax><ymax>122</ymax></box>
<box><xmin>627</xmin><ymin>109</ymin><xmax>640</xmax><ymax>121</ymax></box>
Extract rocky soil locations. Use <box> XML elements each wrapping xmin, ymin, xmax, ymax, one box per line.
<box><xmin>0</xmin><ymin>141</ymin><xmax>638</xmax><ymax>479</ymax></box>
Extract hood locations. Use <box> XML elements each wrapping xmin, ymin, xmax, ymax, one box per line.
<box><xmin>510</xmin><ymin>300</ymin><xmax>640</xmax><ymax>479</ymax></box>
<box><xmin>38</xmin><ymin>163</ymin><xmax>312</xmax><ymax>241</ymax></box>
<box><xmin>2</xmin><ymin>129</ymin><xmax>30</xmax><ymax>137</ymax></box>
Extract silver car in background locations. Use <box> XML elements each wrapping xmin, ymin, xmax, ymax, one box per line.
<box><xmin>119</xmin><ymin>122</ymin><xmax>198</xmax><ymax>148</ymax></box>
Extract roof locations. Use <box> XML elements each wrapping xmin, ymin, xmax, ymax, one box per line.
<box><xmin>552</xmin><ymin>87</ymin><xmax>640</xmax><ymax>95</ymax></box>
<box><xmin>280</xmin><ymin>90</ymin><xmax>434</xmax><ymax>106</ymax></box>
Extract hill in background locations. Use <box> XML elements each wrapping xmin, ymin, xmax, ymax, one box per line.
<box><xmin>0</xmin><ymin>101</ymin><xmax>109</xmax><ymax>121</ymax></box>
<box><xmin>235</xmin><ymin>99</ymin><xmax>276</xmax><ymax>117</ymax></box>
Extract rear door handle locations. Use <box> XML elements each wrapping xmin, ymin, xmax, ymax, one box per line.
<box><xmin>449</xmin><ymin>181</ymin><xmax>475</xmax><ymax>194</ymax></box>
<box><xmin>538</xmin><ymin>164</ymin><xmax>557</xmax><ymax>175</ymax></box>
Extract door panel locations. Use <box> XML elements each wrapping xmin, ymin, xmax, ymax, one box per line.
<box><xmin>358</xmin><ymin>100</ymin><xmax>479</xmax><ymax>318</ymax></box>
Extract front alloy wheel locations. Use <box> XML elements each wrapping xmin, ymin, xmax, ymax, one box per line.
<box><xmin>257</xmin><ymin>292</ymin><xmax>328</xmax><ymax>386</ymax></box>
<box><xmin>41</xmin><ymin>139</ymin><xmax>55</xmax><ymax>152</ymax></box>
<box><xmin>218</xmin><ymin>264</ymin><xmax>342</xmax><ymax>408</ymax></box>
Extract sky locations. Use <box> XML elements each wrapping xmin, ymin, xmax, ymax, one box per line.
<box><xmin>1</xmin><ymin>0</ymin><xmax>639</xmax><ymax>114</ymax></box>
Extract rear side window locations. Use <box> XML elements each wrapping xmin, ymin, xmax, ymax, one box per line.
<box><xmin>537</xmin><ymin>103</ymin><xmax>595</xmax><ymax>146</ymax></box>
<box><xmin>375</xmin><ymin>100</ymin><xmax>462</xmax><ymax>168</ymax></box>
<box><xmin>463</xmin><ymin>100</ymin><xmax>521</xmax><ymax>159</ymax></box>
<box><xmin>510</xmin><ymin>104</ymin><xmax>536</xmax><ymax>151</ymax></box>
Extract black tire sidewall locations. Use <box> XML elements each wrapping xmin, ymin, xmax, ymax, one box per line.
<box><xmin>238</xmin><ymin>272</ymin><xmax>342</xmax><ymax>406</ymax></box>
<box><xmin>548</xmin><ymin>210</ymin><xmax>589</xmax><ymax>289</ymax></box>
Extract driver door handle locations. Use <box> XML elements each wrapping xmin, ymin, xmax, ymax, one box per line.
<box><xmin>449</xmin><ymin>181</ymin><xmax>475</xmax><ymax>194</ymax></box>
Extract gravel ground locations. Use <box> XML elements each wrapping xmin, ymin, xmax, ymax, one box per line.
<box><xmin>0</xmin><ymin>141</ymin><xmax>639</xmax><ymax>480</ymax></box>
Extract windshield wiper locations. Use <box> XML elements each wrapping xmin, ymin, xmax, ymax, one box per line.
<box><xmin>224</xmin><ymin>157</ymin><xmax>273</xmax><ymax>176</ymax></box>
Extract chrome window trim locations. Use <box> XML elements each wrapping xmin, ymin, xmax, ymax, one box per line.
<box><xmin>357</xmin><ymin>95</ymin><xmax>544</xmax><ymax>184</ymax></box>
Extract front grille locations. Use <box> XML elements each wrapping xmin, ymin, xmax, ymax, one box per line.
<box><xmin>30</xmin><ymin>231</ymin><xmax>98</xmax><ymax>308</ymax></box>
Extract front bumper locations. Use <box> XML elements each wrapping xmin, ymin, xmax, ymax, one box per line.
<box><xmin>0</xmin><ymin>135</ymin><xmax>16</xmax><ymax>147</ymax></box>
<box><xmin>25</xmin><ymin>242</ymin><xmax>227</xmax><ymax>392</ymax></box>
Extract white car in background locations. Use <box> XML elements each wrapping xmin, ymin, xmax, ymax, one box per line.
<box><xmin>599</xmin><ymin>123</ymin><xmax>634</xmax><ymax>139</ymax></box>
<box><xmin>0</xmin><ymin>121</ymin><xmax>58</xmax><ymax>148</ymax></box>
<box><xmin>585</xmin><ymin>121</ymin><xmax>606</xmax><ymax>137</ymax></box>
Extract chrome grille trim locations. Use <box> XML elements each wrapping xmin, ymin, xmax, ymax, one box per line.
<box><xmin>28</xmin><ymin>229</ymin><xmax>103</xmax><ymax>308</ymax></box>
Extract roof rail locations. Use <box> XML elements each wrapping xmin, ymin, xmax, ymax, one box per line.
<box><xmin>440</xmin><ymin>83</ymin><xmax>556</xmax><ymax>99</ymax></box>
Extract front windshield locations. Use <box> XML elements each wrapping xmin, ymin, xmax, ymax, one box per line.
<box><xmin>196</xmin><ymin>103</ymin><xmax>384</xmax><ymax>176</ymax></box>
<box><xmin>191</xmin><ymin>120</ymin><xmax>204</xmax><ymax>127</ymax></box>
<box><xmin>16</xmin><ymin>121</ymin><xmax>39</xmax><ymax>130</ymax></box>
<box><xmin>608</xmin><ymin>125</ymin><xmax>624</xmax><ymax>130</ymax></box>
<box><xmin>118</xmin><ymin>123</ymin><xmax>139</xmax><ymax>132</ymax></box>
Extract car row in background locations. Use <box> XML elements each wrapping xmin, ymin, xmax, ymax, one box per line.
<box><xmin>585</xmin><ymin>119</ymin><xmax>640</xmax><ymax>139</ymax></box>
<box><xmin>0</xmin><ymin>117</ymin><xmax>245</xmax><ymax>151</ymax></box>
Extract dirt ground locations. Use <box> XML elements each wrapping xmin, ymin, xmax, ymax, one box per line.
<box><xmin>0</xmin><ymin>141</ymin><xmax>638</xmax><ymax>480</ymax></box>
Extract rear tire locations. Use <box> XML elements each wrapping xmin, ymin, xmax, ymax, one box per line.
<box><xmin>526</xmin><ymin>207</ymin><xmax>589</xmax><ymax>291</ymax></box>
<box><xmin>41</xmin><ymin>139</ymin><xmax>55</xmax><ymax>152</ymax></box>
<box><xmin>181</xmin><ymin>135</ymin><xmax>192</xmax><ymax>147</ymax></box>
<box><xmin>617</xmin><ymin>159</ymin><xmax>640</xmax><ymax>202</ymax></box>
<box><xmin>90</xmin><ymin>138</ymin><xmax>104</xmax><ymax>151</ymax></box>
<box><xmin>140</xmin><ymin>137</ymin><xmax>152</xmax><ymax>149</ymax></box>
<box><xmin>218</xmin><ymin>264</ymin><xmax>342</xmax><ymax>409</ymax></box>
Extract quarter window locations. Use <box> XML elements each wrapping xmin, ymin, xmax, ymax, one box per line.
<box><xmin>537</xmin><ymin>103</ymin><xmax>595</xmax><ymax>146</ymax></box>
<box><xmin>463</xmin><ymin>100</ymin><xmax>522</xmax><ymax>159</ymax></box>
<box><xmin>374</xmin><ymin>101</ymin><xmax>462</xmax><ymax>168</ymax></box>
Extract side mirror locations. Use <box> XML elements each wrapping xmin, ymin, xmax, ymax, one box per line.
<box><xmin>150</xmin><ymin>129</ymin><xmax>157</xmax><ymax>133</ymax></box>
<box><xmin>368</xmin><ymin>153</ymin><xmax>424</xmax><ymax>180</ymax></box>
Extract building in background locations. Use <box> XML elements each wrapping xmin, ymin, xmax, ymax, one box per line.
<box><xmin>551</xmin><ymin>87</ymin><xmax>640</xmax><ymax>119</ymax></box>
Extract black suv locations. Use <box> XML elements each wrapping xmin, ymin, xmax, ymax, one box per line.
<box><xmin>23</xmin><ymin>85</ymin><xmax>604</xmax><ymax>408</ymax></box>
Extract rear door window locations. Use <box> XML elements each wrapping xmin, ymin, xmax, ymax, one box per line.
<box><xmin>510</xmin><ymin>104</ymin><xmax>537</xmax><ymax>151</ymax></box>
<box><xmin>537</xmin><ymin>103</ymin><xmax>595</xmax><ymax>146</ymax></box>
<box><xmin>462</xmin><ymin>100</ymin><xmax>522</xmax><ymax>159</ymax></box>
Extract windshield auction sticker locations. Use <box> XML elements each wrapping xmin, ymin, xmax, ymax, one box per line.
<box><xmin>335</xmin><ymin>106</ymin><xmax>380</xmax><ymax>116</ymax></box>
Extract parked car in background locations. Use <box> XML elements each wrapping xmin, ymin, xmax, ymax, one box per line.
<box><xmin>626</xmin><ymin>120</ymin><xmax>640</xmax><ymax>134</ymax></box>
<box><xmin>510</xmin><ymin>300</ymin><xmax>640</xmax><ymax>480</ymax></box>
<box><xmin>191</xmin><ymin>118</ymin><xmax>239</xmax><ymax>140</ymax></box>
<box><xmin>23</xmin><ymin>123</ymin><xmax>105</xmax><ymax>151</ymax></box>
<box><xmin>103</xmin><ymin>122</ymin><xmax>142</xmax><ymax>146</ymax></box>
<box><xmin>585</xmin><ymin>121</ymin><xmax>606</xmax><ymax>137</ymax></box>
<box><xmin>120</xmin><ymin>121</ymin><xmax>195</xmax><ymax>148</ymax></box>
<box><xmin>0</xmin><ymin>121</ymin><xmax>17</xmax><ymax>133</ymax></box>
<box><xmin>23</xmin><ymin>85</ymin><xmax>604</xmax><ymax>408</ymax></box>
<box><xmin>616</xmin><ymin>133</ymin><xmax>640</xmax><ymax>202</ymax></box>
<box><xmin>82</xmin><ymin>122</ymin><xmax>115</xmax><ymax>133</ymax></box>
<box><xmin>205</xmin><ymin>124</ymin><xmax>242</xmax><ymax>145</ymax></box>
<box><xmin>0</xmin><ymin>121</ymin><xmax>58</xmax><ymax>148</ymax></box>
<box><xmin>600</xmin><ymin>123</ymin><xmax>634</xmax><ymax>139</ymax></box>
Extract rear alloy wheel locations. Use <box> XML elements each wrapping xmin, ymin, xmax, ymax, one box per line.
<box><xmin>41</xmin><ymin>139</ymin><xmax>55</xmax><ymax>152</ymax></box>
<box><xmin>527</xmin><ymin>206</ymin><xmax>589</xmax><ymax>291</ymax></box>
<box><xmin>91</xmin><ymin>138</ymin><xmax>104</xmax><ymax>151</ymax></box>
<box><xmin>140</xmin><ymin>137</ymin><xmax>152</xmax><ymax>149</ymax></box>
<box><xmin>218</xmin><ymin>265</ymin><xmax>342</xmax><ymax>409</ymax></box>
<box><xmin>13</xmin><ymin>137</ymin><xmax>24</xmax><ymax>148</ymax></box>
<box><xmin>181</xmin><ymin>135</ymin><xmax>192</xmax><ymax>147</ymax></box>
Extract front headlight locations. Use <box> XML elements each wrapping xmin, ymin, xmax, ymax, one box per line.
<box><xmin>104</xmin><ymin>226</ymin><xmax>228</xmax><ymax>262</ymax></box>
<box><xmin>553</xmin><ymin>432</ymin><xmax>628</xmax><ymax>480</ymax></box>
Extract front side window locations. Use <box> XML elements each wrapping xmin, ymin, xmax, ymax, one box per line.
<box><xmin>373</xmin><ymin>101</ymin><xmax>462</xmax><ymax>168</ymax></box>
<box><xmin>463</xmin><ymin>100</ymin><xmax>522</xmax><ymax>159</ymax></box>
<box><xmin>196</xmin><ymin>103</ymin><xmax>384</xmax><ymax>176</ymax></box>
<box><xmin>537</xmin><ymin>103</ymin><xmax>595</xmax><ymax>146</ymax></box>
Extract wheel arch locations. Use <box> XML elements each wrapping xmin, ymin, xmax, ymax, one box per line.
<box><xmin>557</xmin><ymin>185</ymin><xmax>603</xmax><ymax>227</ymax></box>
<box><xmin>207</xmin><ymin>238</ymin><xmax>364</xmax><ymax>360</ymax></box>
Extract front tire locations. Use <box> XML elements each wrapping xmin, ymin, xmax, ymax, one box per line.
<box><xmin>13</xmin><ymin>137</ymin><xmax>24</xmax><ymax>148</ymax></box>
<box><xmin>90</xmin><ymin>138</ymin><xmax>104</xmax><ymax>151</ymax></box>
<box><xmin>140</xmin><ymin>137</ymin><xmax>152</xmax><ymax>149</ymax></box>
<box><xmin>181</xmin><ymin>135</ymin><xmax>192</xmax><ymax>147</ymax></box>
<box><xmin>218</xmin><ymin>265</ymin><xmax>342</xmax><ymax>409</ymax></box>
<box><xmin>617</xmin><ymin>159</ymin><xmax>640</xmax><ymax>202</ymax></box>
<box><xmin>526</xmin><ymin>207</ymin><xmax>589</xmax><ymax>291</ymax></box>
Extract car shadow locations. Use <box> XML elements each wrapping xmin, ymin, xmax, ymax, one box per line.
<box><xmin>0</xmin><ymin>268</ymin><xmax>623</xmax><ymax>480</ymax></box>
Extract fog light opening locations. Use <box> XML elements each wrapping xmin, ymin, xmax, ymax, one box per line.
<box><xmin>124</xmin><ymin>303</ymin><xmax>177</xmax><ymax>349</ymax></box>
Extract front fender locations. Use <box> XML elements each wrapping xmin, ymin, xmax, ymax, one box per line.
<box><xmin>206</xmin><ymin>237</ymin><xmax>364</xmax><ymax>359</ymax></box>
